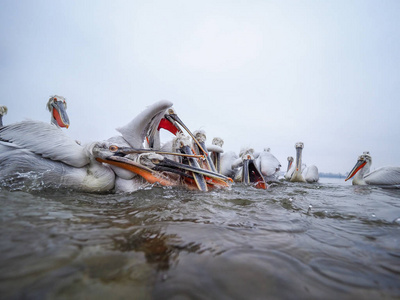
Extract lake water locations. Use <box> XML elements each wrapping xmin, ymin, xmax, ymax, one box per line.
<box><xmin>1</xmin><ymin>178</ymin><xmax>399</xmax><ymax>299</ymax></box>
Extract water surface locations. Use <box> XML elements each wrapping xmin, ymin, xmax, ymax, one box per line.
<box><xmin>1</xmin><ymin>179</ymin><xmax>399</xmax><ymax>299</ymax></box>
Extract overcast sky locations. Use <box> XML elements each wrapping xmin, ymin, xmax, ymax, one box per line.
<box><xmin>1</xmin><ymin>0</ymin><xmax>399</xmax><ymax>174</ymax></box>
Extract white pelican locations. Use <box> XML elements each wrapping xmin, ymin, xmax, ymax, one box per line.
<box><xmin>46</xmin><ymin>95</ymin><xmax>70</xmax><ymax>128</ymax></box>
<box><xmin>286</xmin><ymin>142</ymin><xmax>319</xmax><ymax>183</ymax></box>
<box><xmin>207</xmin><ymin>137</ymin><xmax>240</xmax><ymax>180</ymax></box>
<box><xmin>345</xmin><ymin>152</ymin><xmax>400</xmax><ymax>186</ymax></box>
<box><xmin>0</xmin><ymin>120</ymin><xmax>124</xmax><ymax>192</ymax></box>
<box><xmin>0</xmin><ymin>106</ymin><xmax>7</xmax><ymax>127</ymax></box>
<box><xmin>254</xmin><ymin>148</ymin><xmax>281</xmax><ymax>183</ymax></box>
<box><xmin>288</xmin><ymin>142</ymin><xmax>306</xmax><ymax>183</ymax></box>
<box><xmin>284</xmin><ymin>156</ymin><xmax>294</xmax><ymax>180</ymax></box>
<box><xmin>232</xmin><ymin>147</ymin><xmax>266</xmax><ymax>189</ymax></box>
<box><xmin>208</xmin><ymin>137</ymin><xmax>224</xmax><ymax>174</ymax></box>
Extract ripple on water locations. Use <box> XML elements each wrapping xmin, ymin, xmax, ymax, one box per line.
<box><xmin>1</xmin><ymin>181</ymin><xmax>400</xmax><ymax>299</ymax></box>
<box><xmin>309</xmin><ymin>257</ymin><xmax>390</xmax><ymax>289</ymax></box>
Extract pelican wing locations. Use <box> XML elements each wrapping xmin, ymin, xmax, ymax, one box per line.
<box><xmin>207</xmin><ymin>144</ymin><xmax>224</xmax><ymax>153</ymax></box>
<box><xmin>303</xmin><ymin>165</ymin><xmax>319</xmax><ymax>183</ymax></box>
<box><xmin>364</xmin><ymin>167</ymin><xmax>400</xmax><ymax>185</ymax></box>
<box><xmin>0</xmin><ymin>120</ymin><xmax>89</xmax><ymax>167</ymax></box>
<box><xmin>220</xmin><ymin>151</ymin><xmax>238</xmax><ymax>178</ymax></box>
<box><xmin>256</xmin><ymin>151</ymin><xmax>281</xmax><ymax>177</ymax></box>
<box><xmin>116</xmin><ymin>100</ymin><xmax>173</xmax><ymax>148</ymax></box>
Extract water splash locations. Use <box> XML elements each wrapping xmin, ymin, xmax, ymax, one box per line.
<box><xmin>307</xmin><ymin>204</ymin><xmax>313</xmax><ymax>215</ymax></box>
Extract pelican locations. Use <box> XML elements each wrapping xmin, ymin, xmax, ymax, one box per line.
<box><xmin>0</xmin><ymin>106</ymin><xmax>7</xmax><ymax>127</ymax></box>
<box><xmin>207</xmin><ymin>137</ymin><xmax>240</xmax><ymax>180</ymax></box>
<box><xmin>232</xmin><ymin>147</ymin><xmax>266</xmax><ymax>189</ymax></box>
<box><xmin>345</xmin><ymin>152</ymin><xmax>400</xmax><ymax>186</ymax></box>
<box><xmin>254</xmin><ymin>148</ymin><xmax>281</xmax><ymax>183</ymax></box>
<box><xmin>286</xmin><ymin>142</ymin><xmax>319</xmax><ymax>183</ymax></box>
<box><xmin>288</xmin><ymin>142</ymin><xmax>306</xmax><ymax>183</ymax></box>
<box><xmin>284</xmin><ymin>156</ymin><xmax>294</xmax><ymax>180</ymax></box>
<box><xmin>46</xmin><ymin>95</ymin><xmax>70</xmax><ymax>128</ymax></box>
<box><xmin>208</xmin><ymin>137</ymin><xmax>224</xmax><ymax>173</ymax></box>
<box><xmin>0</xmin><ymin>120</ymin><xmax>127</xmax><ymax>192</ymax></box>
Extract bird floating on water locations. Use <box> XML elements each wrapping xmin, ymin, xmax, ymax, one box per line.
<box><xmin>345</xmin><ymin>151</ymin><xmax>400</xmax><ymax>186</ymax></box>
<box><xmin>286</xmin><ymin>142</ymin><xmax>319</xmax><ymax>183</ymax></box>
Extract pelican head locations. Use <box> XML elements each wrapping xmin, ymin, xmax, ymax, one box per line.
<box><xmin>0</xmin><ymin>106</ymin><xmax>7</xmax><ymax>116</ymax></box>
<box><xmin>295</xmin><ymin>142</ymin><xmax>304</xmax><ymax>149</ymax></box>
<box><xmin>345</xmin><ymin>152</ymin><xmax>372</xmax><ymax>182</ymax></box>
<box><xmin>295</xmin><ymin>142</ymin><xmax>304</xmax><ymax>170</ymax></box>
<box><xmin>47</xmin><ymin>95</ymin><xmax>70</xmax><ymax>128</ymax></box>
<box><xmin>172</xmin><ymin>133</ymin><xmax>192</xmax><ymax>152</ymax></box>
<box><xmin>239</xmin><ymin>147</ymin><xmax>255</xmax><ymax>160</ymax></box>
<box><xmin>212</xmin><ymin>137</ymin><xmax>224</xmax><ymax>147</ymax></box>
<box><xmin>287</xmin><ymin>156</ymin><xmax>294</xmax><ymax>172</ymax></box>
<box><xmin>0</xmin><ymin>106</ymin><xmax>7</xmax><ymax>127</ymax></box>
<box><xmin>194</xmin><ymin>130</ymin><xmax>207</xmax><ymax>143</ymax></box>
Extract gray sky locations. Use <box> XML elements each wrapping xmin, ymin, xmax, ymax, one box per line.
<box><xmin>1</xmin><ymin>0</ymin><xmax>399</xmax><ymax>174</ymax></box>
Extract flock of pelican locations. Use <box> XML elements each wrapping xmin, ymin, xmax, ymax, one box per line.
<box><xmin>0</xmin><ymin>98</ymin><xmax>399</xmax><ymax>192</ymax></box>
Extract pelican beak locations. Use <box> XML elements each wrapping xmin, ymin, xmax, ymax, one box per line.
<box><xmin>345</xmin><ymin>159</ymin><xmax>367</xmax><ymax>181</ymax></box>
<box><xmin>152</xmin><ymin>155</ymin><xmax>232</xmax><ymax>189</ymax></box>
<box><xmin>287</xmin><ymin>160</ymin><xmax>293</xmax><ymax>172</ymax></box>
<box><xmin>165</xmin><ymin>111</ymin><xmax>208</xmax><ymax>156</ymax></box>
<box><xmin>242</xmin><ymin>156</ymin><xmax>266</xmax><ymax>189</ymax></box>
<box><xmin>96</xmin><ymin>155</ymin><xmax>180</xmax><ymax>187</ymax></box>
<box><xmin>295</xmin><ymin>147</ymin><xmax>302</xmax><ymax>172</ymax></box>
<box><xmin>52</xmin><ymin>101</ymin><xmax>70</xmax><ymax>128</ymax></box>
<box><xmin>95</xmin><ymin>145</ymin><xmax>231</xmax><ymax>189</ymax></box>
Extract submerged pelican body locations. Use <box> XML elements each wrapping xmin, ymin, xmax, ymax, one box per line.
<box><xmin>345</xmin><ymin>152</ymin><xmax>400</xmax><ymax>186</ymax></box>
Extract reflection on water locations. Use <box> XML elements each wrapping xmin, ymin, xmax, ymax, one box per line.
<box><xmin>0</xmin><ymin>180</ymin><xmax>400</xmax><ymax>299</ymax></box>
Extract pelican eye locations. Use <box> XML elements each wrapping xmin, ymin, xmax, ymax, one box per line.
<box><xmin>151</xmin><ymin>159</ymin><xmax>160</xmax><ymax>164</ymax></box>
<box><xmin>109</xmin><ymin>145</ymin><xmax>119</xmax><ymax>152</ymax></box>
